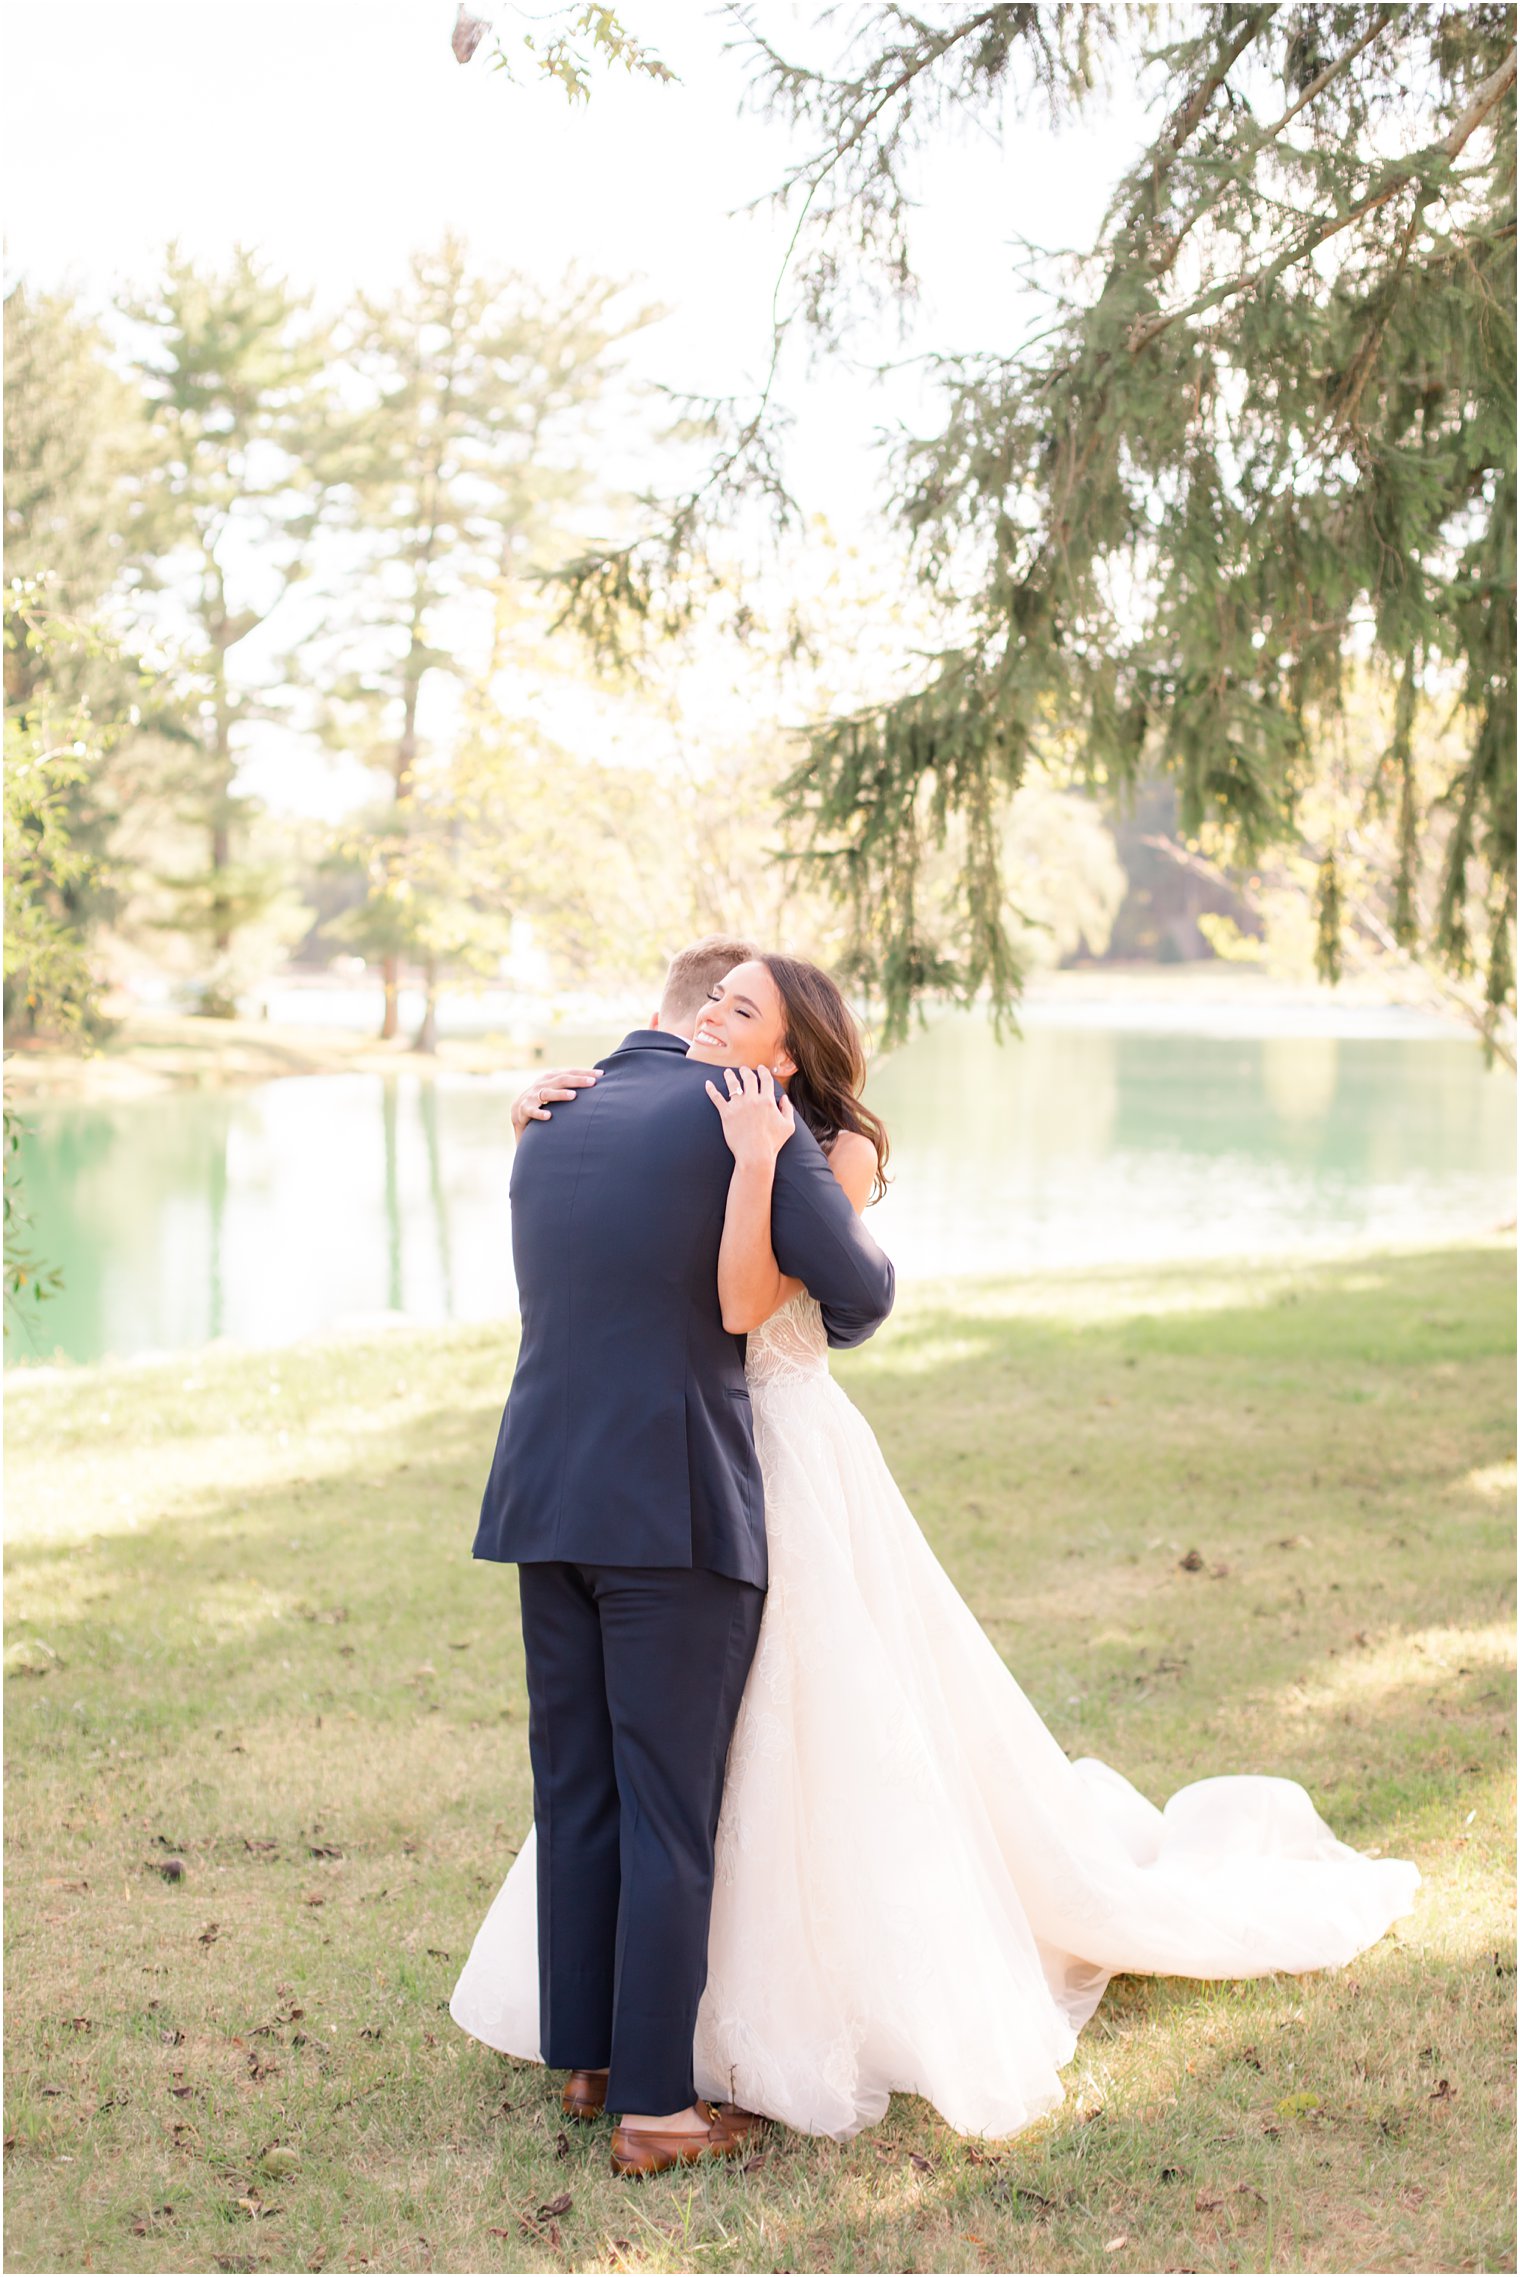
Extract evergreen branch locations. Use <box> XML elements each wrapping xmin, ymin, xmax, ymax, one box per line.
<box><xmin>1144</xmin><ymin>8</ymin><xmax>1398</xmax><ymax>290</ymax></box>
<box><xmin>1331</xmin><ymin>196</ymin><xmax>1425</xmax><ymax>437</ymax></box>
<box><xmin>1257</xmin><ymin>8</ymin><xmax>1394</xmax><ymax>145</ymax></box>
<box><xmin>1125</xmin><ymin>46</ymin><xmax>1518</xmax><ymax>359</ymax></box>
<box><xmin>1147</xmin><ymin>5</ymin><xmax>1275</xmax><ymax>173</ymax></box>
<box><xmin>732</xmin><ymin>5</ymin><xmax>1012</xmax><ymax>208</ymax></box>
<box><xmin>1441</xmin><ymin>40</ymin><xmax>1520</xmax><ymax>162</ymax></box>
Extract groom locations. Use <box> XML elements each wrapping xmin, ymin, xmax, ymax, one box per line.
<box><xmin>474</xmin><ymin>936</ymin><xmax>895</xmax><ymax>2175</ymax></box>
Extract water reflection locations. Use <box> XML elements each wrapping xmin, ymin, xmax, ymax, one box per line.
<box><xmin>10</xmin><ymin>1015</ymin><xmax>1514</xmax><ymax>1367</ymax></box>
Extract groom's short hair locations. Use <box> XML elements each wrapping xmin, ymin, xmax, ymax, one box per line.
<box><xmin>659</xmin><ymin>935</ymin><xmax>761</xmax><ymax>1028</ymax></box>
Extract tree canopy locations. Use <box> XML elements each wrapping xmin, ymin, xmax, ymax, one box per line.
<box><xmin>552</xmin><ymin>4</ymin><xmax>1517</xmax><ymax>1044</ymax></box>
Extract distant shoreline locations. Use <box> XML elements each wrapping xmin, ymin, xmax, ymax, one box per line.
<box><xmin>3</xmin><ymin>963</ymin><xmax>1490</xmax><ymax>1107</ymax></box>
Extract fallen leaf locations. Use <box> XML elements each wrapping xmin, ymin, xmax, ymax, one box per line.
<box><xmin>742</xmin><ymin>2152</ymin><xmax>767</xmax><ymax>2175</ymax></box>
<box><xmin>1429</xmin><ymin>2078</ymin><xmax>1455</xmax><ymax>2101</ymax></box>
<box><xmin>128</xmin><ymin>2206</ymin><xmax>175</xmax><ymax>2236</ymax></box>
<box><xmin>1104</xmin><ymin>2237</ymin><xmax>1128</xmax><ymax>2253</ymax></box>
<box><xmin>1178</xmin><ymin>1548</ymin><xmax>1204</xmax><ymax>1571</ymax></box>
<box><xmin>1009</xmin><ymin>2187</ymin><xmax>1054</xmax><ymax>2213</ymax></box>
<box><xmin>909</xmin><ymin>2150</ymin><xmax>935</xmax><ymax>2172</ymax></box>
<box><xmin>1195</xmin><ymin>2190</ymin><xmax>1224</xmax><ymax>2212</ymax></box>
<box><xmin>196</xmin><ymin>1923</ymin><xmax>220</xmax><ymax>1946</ymax></box>
<box><xmin>554</xmin><ymin>2130</ymin><xmax>571</xmax><ymax>2160</ymax></box>
<box><xmin>537</xmin><ymin>2192</ymin><xmax>572</xmax><ymax>2219</ymax></box>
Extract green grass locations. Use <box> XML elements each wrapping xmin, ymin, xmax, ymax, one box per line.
<box><xmin>4</xmin><ymin>1242</ymin><xmax>1515</xmax><ymax>2275</ymax></box>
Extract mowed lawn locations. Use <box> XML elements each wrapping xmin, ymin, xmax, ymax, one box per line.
<box><xmin>4</xmin><ymin>1242</ymin><xmax>1515</xmax><ymax>2276</ymax></box>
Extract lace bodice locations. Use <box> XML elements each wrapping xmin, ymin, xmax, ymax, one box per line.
<box><xmin>745</xmin><ymin>1289</ymin><xmax>829</xmax><ymax>1387</ymax></box>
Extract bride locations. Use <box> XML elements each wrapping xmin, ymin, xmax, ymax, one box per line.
<box><xmin>451</xmin><ymin>951</ymin><xmax>1421</xmax><ymax>2142</ymax></box>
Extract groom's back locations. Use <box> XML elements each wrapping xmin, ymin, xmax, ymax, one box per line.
<box><xmin>473</xmin><ymin>1030</ymin><xmax>766</xmax><ymax>1585</ymax></box>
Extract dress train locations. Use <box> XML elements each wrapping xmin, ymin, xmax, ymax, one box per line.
<box><xmin>451</xmin><ymin>1294</ymin><xmax>1419</xmax><ymax>2139</ymax></box>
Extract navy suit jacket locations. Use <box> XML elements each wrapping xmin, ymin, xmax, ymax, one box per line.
<box><xmin>472</xmin><ymin>1028</ymin><xmax>895</xmax><ymax>1588</ymax></box>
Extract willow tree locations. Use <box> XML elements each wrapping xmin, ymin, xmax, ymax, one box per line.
<box><xmin>548</xmin><ymin>5</ymin><xmax>1516</xmax><ymax>1044</ymax></box>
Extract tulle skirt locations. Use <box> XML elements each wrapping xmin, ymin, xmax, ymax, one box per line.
<box><xmin>450</xmin><ymin>1365</ymin><xmax>1420</xmax><ymax>2139</ymax></box>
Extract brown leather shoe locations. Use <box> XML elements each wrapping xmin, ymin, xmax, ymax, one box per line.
<box><xmin>562</xmin><ymin>2069</ymin><xmax>609</xmax><ymax>2122</ymax></box>
<box><xmin>610</xmin><ymin>2099</ymin><xmax>759</xmax><ymax>2177</ymax></box>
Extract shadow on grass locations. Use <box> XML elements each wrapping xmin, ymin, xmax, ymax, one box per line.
<box><xmin>7</xmin><ymin>1246</ymin><xmax>1513</xmax><ymax>1837</ymax></box>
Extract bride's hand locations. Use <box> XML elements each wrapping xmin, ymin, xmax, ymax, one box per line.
<box><xmin>704</xmin><ymin>1065</ymin><xmax>796</xmax><ymax>1169</ymax></box>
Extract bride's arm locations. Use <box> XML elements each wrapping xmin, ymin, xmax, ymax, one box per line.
<box><xmin>705</xmin><ymin>1069</ymin><xmax>875</xmax><ymax>1332</ymax></box>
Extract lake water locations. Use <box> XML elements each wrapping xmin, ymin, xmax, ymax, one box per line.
<box><xmin>8</xmin><ymin>1008</ymin><xmax>1514</xmax><ymax>1368</ymax></box>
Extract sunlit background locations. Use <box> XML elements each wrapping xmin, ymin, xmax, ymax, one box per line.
<box><xmin>5</xmin><ymin>2</ymin><xmax>1515</xmax><ymax>1368</ymax></box>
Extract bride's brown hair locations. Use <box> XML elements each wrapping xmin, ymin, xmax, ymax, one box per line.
<box><xmin>760</xmin><ymin>953</ymin><xmax>890</xmax><ymax>1204</ymax></box>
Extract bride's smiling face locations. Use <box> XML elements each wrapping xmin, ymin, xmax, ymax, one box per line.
<box><xmin>687</xmin><ymin>960</ymin><xmax>797</xmax><ymax>1081</ymax></box>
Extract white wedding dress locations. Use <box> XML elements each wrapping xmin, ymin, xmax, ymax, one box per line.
<box><xmin>450</xmin><ymin>1292</ymin><xmax>1421</xmax><ymax>2140</ymax></box>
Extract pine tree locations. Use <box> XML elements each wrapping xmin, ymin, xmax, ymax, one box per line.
<box><xmin>120</xmin><ymin>244</ymin><xmax>340</xmax><ymax>1015</ymax></box>
<box><xmin>554</xmin><ymin>5</ymin><xmax>1516</xmax><ymax>1042</ymax></box>
<box><xmin>310</xmin><ymin>235</ymin><xmax>642</xmax><ymax>1046</ymax></box>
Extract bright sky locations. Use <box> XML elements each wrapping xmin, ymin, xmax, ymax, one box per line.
<box><xmin>5</xmin><ymin>1</ymin><xmax>1154</xmax><ymax>810</ymax></box>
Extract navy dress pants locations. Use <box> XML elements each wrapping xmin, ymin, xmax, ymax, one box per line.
<box><xmin>516</xmin><ymin>1560</ymin><xmax>765</xmax><ymax>2118</ymax></box>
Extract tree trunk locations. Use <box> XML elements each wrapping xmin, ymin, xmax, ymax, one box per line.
<box><xmin>204</xmin><ymin>629</ymin><xmax>236</xmax><ymax>1017</ymax></box>
<box><xmin>382</xmin><ymin>662</ymin><xmax>422</xmax><ymax>1040</ymax></box>
<box><xmin>411</xmin><ymin>959</ymin><xmax>438</xmax><ymax>1055</ymax></box>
